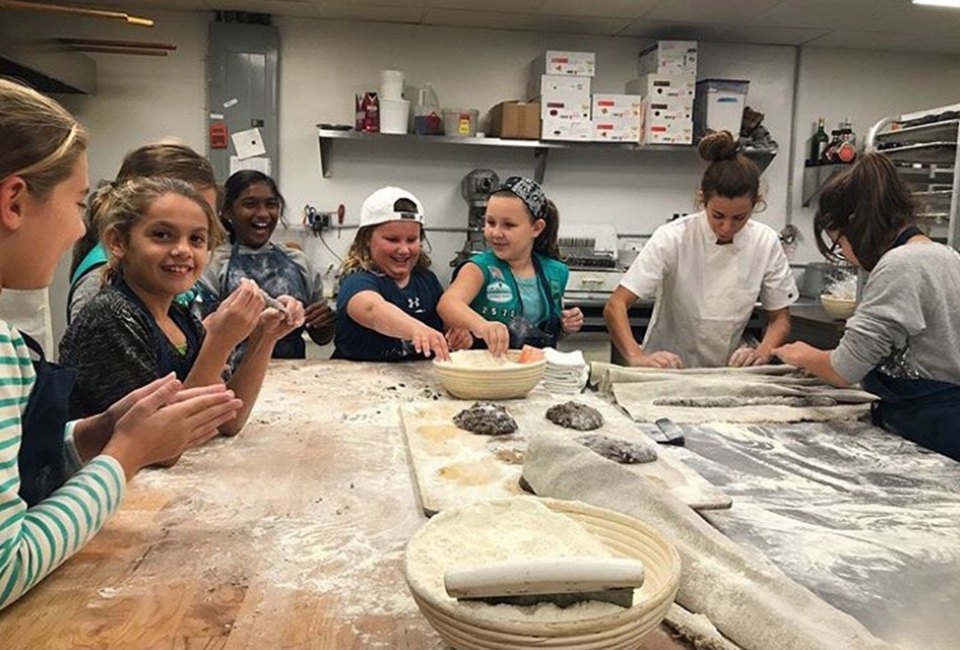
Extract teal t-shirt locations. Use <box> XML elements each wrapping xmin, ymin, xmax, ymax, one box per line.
<box><xmin>516</xmin><ymin>276</ymin><xmax>546</xmax><ymax>325</ymax></box>
<box><xmin>463</xmin><ymin>250</ymin><xmax>568</xmax><ymax>328</ymax></box>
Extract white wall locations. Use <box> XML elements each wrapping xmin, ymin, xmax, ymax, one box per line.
<box><xmin>789</xmin><ymin>47</ymin><xmax>960</xmax><ymax>261</ymax></box>
<box><xmin>1</xmin><ymin>7</ymin><xmax>957</xmax><ymax>346</ymax></box>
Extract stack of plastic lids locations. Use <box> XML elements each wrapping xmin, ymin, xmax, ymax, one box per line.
<box><xmin>541</xmin><ymin>347</ymin><xmax>589</xmax><ymax>394</ymax></box>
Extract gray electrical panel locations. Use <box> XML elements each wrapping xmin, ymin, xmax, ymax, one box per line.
<box><xmin>206</xmin><ymin>21</ymin><xmax>279</xmax><ymax>182</ymax></box>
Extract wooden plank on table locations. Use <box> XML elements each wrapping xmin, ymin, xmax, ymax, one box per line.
<box><xmin>401</xmin><ymin>391</ymin><xmax>731</xmax><ymax>516</ymax></box>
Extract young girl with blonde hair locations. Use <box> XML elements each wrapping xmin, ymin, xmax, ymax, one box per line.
<box><xmin>0</xmin><ymin>78</ymin><xmax>242</xmax><ymax>610</ymax></box>
<box><xmin>333</xmin><ymin>186</ymin><xmax>471</xmax><ymax>361</ymax></box>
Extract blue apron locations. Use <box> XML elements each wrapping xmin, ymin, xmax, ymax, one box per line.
<box><xmin>225</xmin><ymin>243</ymin><xmax>309</xmax><ymax>359</ymax></box>
<box><xmin>113</xmin><ymin>276</ymin><xmax>202</xmax><ymax>380</ymax></box>
<box><xmin>860</xmin><ymin>225</ymin><xmax>960</xmax><ymax>462</ymax></box>
<box><xmin>17</xmin><ymin>332</ymin><xmax>76</xmax><ymax>507</ymax></box>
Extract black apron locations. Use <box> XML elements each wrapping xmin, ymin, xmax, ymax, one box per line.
<box><xmin>17</xmin><ymin>332</ymin><xmax>76</xmax><ymax>507</ymax></box>
<box><xmin>860</xmin><ymin>225</ymin><xmax>960</xmax><ymax>462</ymax></box>
<box><xmin>504</xmin><ymin>256</ymin><xmax>563</xmax><ymax>349</ymax></box>
<box><xmin>113</xmin><ymin>277</ymin><xmax>202</xmax><ymax>380</ymax></box>
<box><xmin>226</xmin><ymin>243</ymin><xmax>309</xmax><ymax>359</ymax></box>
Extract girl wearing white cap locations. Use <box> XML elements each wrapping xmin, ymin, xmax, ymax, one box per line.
<box><xmin>333</xmin><ymin>187</ymin><xmax>472</xmax><ymax>361</ymax></box>
<box><xmin>604</xmin><ymin>131</ymin><xmax>798</xmax><ymax>369</ymax></box>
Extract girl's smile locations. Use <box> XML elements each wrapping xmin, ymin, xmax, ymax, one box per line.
<box><xmin>230</xmin><ymin>181</ymin><xmax>280</xmax><ymax>248</ymax></box>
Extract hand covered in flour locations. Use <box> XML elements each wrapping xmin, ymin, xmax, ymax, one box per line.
<box><xmin>473</xmin><ymin>320</ymin><xmax>510</xmax><ymax>357</ymax></box>
<box><xmin>205</xmin><ymin>279</ymin><xmax>264</xmax><ymax>348</ymax></box>
<box><xmin>728</xmin><ymin>346</ymin><xmax>772</xmax><ymax>367</ymax></box>
<box><xmin>102</xmin><ymin>375</ymin><xmax>242</xmax><ymax>478</ymax></box>
<box><xmin>408</xmin><ymin>322</ymin><xmax>450</xmax><ymax>361</ymax></box>
<box><xmin>561</xmin><ymin>307</ymin><xmax>584</xmax><ymax>334</ymax></box>
<box><xmin>772</xmin><ymin>341</ymin><xmax>816</xmax><ymax>370</ymax></box>
<box><xmin>254</xmin><ymin>294</ymin><xmax>306</xmax><ymax>343</ymax></box>
<box><xmin>630</xmin><ymin>350</ymin><xmax>684</xmax><ymax>369</ymax></box>
<box><xmin>446</xmin><ymin>327</ymin><xmax>474</xmax><ymax>352</ymax></box>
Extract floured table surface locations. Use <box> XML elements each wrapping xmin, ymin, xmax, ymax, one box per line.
<box><xmin>401</xmin><ymin>390</ymin><xmax>731</xmax><ymax>515</ymax></box>
<box><xmin>672</xmin><ymin>419</ymin><xmax>960</xmax><ymax>650</ymax></box>
<box><xmin>0</xmin><ymin>360</ymin><xmax>690</xmax><ymax>650</ymax></box>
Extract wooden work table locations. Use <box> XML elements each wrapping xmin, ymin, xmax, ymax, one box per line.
<box><xmin>0</xmin><ymin>361</ymin><xmax>690</xmax><ymax>650</ymax></box>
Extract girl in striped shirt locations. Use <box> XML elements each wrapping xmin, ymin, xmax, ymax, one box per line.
<box><xmin>0</xmin><ymin>79</ymin><xmax>243</xmax><ymax>611</ymax></box>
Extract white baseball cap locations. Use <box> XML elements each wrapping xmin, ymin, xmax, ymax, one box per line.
<box><xmin>359</xmin><ymin>186</ymin><xmax>425</xmax><ymax>228</ymax></box>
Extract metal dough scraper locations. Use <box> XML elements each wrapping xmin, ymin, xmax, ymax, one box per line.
<box><xmin>444</xmin><ymin>557</ymin><xmax>645</xmax><ymax>608</ymax></box>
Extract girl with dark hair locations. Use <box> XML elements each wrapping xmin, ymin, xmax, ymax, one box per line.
<box><xmin>438</xmin><ymin>176</ymin><xmax>583</xmax><ymax>356</ymax></box>
<box><xmin>604</xmin><ymin>130</ymin><xmax>797</xmax><ymax>368</ymax></box>
<box><xmin>775</xmin><ymin>152</ymin><xmax>960</xmax><ymax>461</ymax></box>
<box><xmin>199</xmin><ymin>170</ymin><xmax>334</xmax><ymax>359</ymax></box>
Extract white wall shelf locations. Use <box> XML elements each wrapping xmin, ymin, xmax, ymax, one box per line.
<box><xmin>867</xmin><ymin>107</ymin><xmax>960</xmax><ymax>250</ymax></box>
<box><xmin>316</xmin><ymin>127</ymin><xmax>701</xmax><ymax>184</ymax></box>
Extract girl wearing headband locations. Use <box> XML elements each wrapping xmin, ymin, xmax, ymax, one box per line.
<box><xmin>439</xmin><ymin>176</ymin><xmax>583</xmax><ymax>356</ymax></box>
<box><xmin>604</xmin><ymin>131</ymin><xmax>797</xmax><ymax>368</ymax></box>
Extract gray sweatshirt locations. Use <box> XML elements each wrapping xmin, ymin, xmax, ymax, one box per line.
<box><xmin>831</xmin><ymin>242</ymin><xmax>960</xmax><ymax>385</ymax></box>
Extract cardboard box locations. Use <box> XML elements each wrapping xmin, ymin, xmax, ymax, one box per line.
<box><xmin>531</xmin><ymin>50</ymin><xmax>596</xmax><ymax>77</ymax></box>
<box><xmin>638</xmin><ymin>40</ymin><xmax>697</xmax><ymax>79</ymax></box>
<box><xmin>627</xmin><ymin>75</ymin><xmax>695</xmax><ymax>104</ymax></box>
<box><xmin>592</xmin><ymin>94</ymin><xmax>642</xmax><ymax>120</ymax></box>
<box><xmin>643</xmin><ymin>128</ymin><xmax>693</xmax><ymax>145</ymax></box>
<box><xmin>542</xmin><ymin>117</ymin><xmax>592</xmax><ymax>141</ymax></box>
<box><xmin>646</xmin><ymin>102</ymin><xmax>693</xmax><ymax>124</ymax></box>
<box><xmin>540</xmin><ymin>90</ymin><xmax>591</xmax><ymax>120</ymax></box>
<box><xmin>489</xmin><ymin>101</ymin><xmax>541</xmax><ymax>140</ymax></box>
<box><xmin>593</xmin><ymin>117</ymin><xmax>641</xmax><ymax>142</ymax></box>
<box><xmin>527</xmin><ymin>74</ymin><xmax>590</xmax><ymax>101</ymax></box>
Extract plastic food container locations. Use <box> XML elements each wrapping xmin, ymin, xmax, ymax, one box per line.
<box><xmin>443</xmin><ymin>108</ymin><xmax>479</xmax><ymax>137</ymax></box>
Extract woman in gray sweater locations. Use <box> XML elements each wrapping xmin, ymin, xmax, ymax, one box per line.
<box><xmin>775</xmin><ymin>152</ymin><xmax>960</xmax><ymax>462</ymax></box>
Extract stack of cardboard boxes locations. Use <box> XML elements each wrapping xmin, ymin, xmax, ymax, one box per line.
<box><xmin>626</xmin><ymin>41</ymin><xmax>698</xmax><ymax>145</ymax></box>
<box><xmin>529</xmin><ymin>50</ymin><xmax>595</xmax><ymax>142</ymax></box>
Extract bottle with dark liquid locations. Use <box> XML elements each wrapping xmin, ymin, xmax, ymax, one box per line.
<box><xmin>808</xmin><ymin>117</ymin><xmax>829</xmax><ymax>165</ymax></box>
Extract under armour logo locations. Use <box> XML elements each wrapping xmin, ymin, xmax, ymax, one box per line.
<box><xmin>408</xmin><ymin>297</ymin><xmax>421</xmax><ymax>310</ymax></box>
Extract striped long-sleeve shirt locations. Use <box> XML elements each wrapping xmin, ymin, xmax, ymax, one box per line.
<box><xmin>0</xmin><ymin>321</ymin><xmax>125</xmax><ymax>611</ymax></box>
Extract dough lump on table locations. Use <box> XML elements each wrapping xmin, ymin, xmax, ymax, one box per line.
<box><xmin>576</xmin><ymin>434</ymin><xmax>657</xmax><ymax>464</ymax></box>
<box><xmin>454</xmin><ymin>402</ymin><xmax>518</xmax><ymax>435</ymax></box>
<box><xmin>546</xmin><ymin>401</ymin><xmax>604</xmax><ymax>431</ymax></box>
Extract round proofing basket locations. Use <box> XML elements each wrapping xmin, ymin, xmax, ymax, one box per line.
<box><xmin>433</xmin><ymin>350</ymin><xmax>546</xmax><ymax>400</ymax></box>
<box><xmin>405</xmin><ymin>498</ymin><xmax>682</xmax><ymax>649</ymax></box>
<box><xmin>820</xmin><ymin>294</ymin><xmax>856</xmax><ymax>319</ymax></box>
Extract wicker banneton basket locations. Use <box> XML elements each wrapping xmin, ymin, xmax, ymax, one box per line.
<box><xmin>405</xmin><ymin>498</ymin><xmax>682</xmax><ymax>650</ymax></box>
<box><xmin>433</xmin><ymin>350</ymin><xmax>546</xmax><ymax>400</ymax></box>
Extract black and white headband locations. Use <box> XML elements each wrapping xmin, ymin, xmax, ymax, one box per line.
<box><xmin>499</xmin><ymin>176</ymin><xmax>547</xmax><ymax>219</ymax></box>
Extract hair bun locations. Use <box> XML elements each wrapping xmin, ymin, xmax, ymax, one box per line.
<box><xmin>698</xmin><ymin>130</ymin><xmax>738</xmax><ymax>163</ymax></box>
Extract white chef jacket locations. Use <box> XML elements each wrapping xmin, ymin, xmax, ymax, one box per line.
<box><xmin>619</xmin><ymin>211</ymin><xmax>798</xmax><ymax>368</ymax></box>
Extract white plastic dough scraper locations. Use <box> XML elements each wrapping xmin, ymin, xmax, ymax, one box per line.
<box><xmin>444</xmin><ymin>557</ymin><xmax>645</xmax><ymax>608</ymax></box>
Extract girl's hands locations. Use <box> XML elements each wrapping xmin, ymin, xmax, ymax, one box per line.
<box><xmin>102</xmin><ymin>375</ymin><xmax>242</xmax><ymax>478</ymax></box>
<box><xmin>253</xmin><ymin>294</ymin><xmax>306</xmax><ymax>343</ymax></box>
<box><xmin>304</xmin><ymin>301</ymin><xmax>335</xmax><ymax>330</ymax></box>
<box><xmin>474</xmin><ymin>321</ymin><xmax>510</xmax><ymax>357</ymax></box>
<box><xmin>446</xmin><ymin>327</ymin><xmax>474</xmax><ymax>352</ymax></box>
<box><xmin>561</xmin><ymin>307</ymin><xmax>584</xmax><ymax>334</ymax></box>
<box><xmin>729</xmin><ymin>345</ymin><xmax>772</xmax><ymax>367</ymax></box>
<box><xmin>409</xmin><ymin>323</ymin><xmax>450</xmax><ymax>361</ymax></box>
<box><xmin>205</xmin><ymin>279</ymin><xmax>263</xmax><ymax>347</ymax></box>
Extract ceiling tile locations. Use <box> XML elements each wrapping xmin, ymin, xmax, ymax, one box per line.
<box><xmin>425</xmin><ymin>0</ymin><xmax>542</xmax><ymax>13</ymax></box>
<box><xmin>859</xmin><ymin>1</ymin><xmax>960</xmax><ymax>37</ymax></box>
<box><xmin>804</xmin><ymin>30</ymin><xmax>919</xmax><ymax>51</ymax></box>
<box><xmin>539</xmin><ymin>0</ymin><xmax>659</xmax><ymax>19</ymax></box>
<box><xmin>757</xmin><ymin>0</ymin><xmax>889</xmax><ymax>29</ymax></box>
<box><xmin>895</xmin><ymin>34</ymin><xmax>960</xmax><ymax>55</ymax></box>
<box><xmin>718</xmin><ymin>25</ymin><xmax>830</xmax><ymax>46</ymax></box>
<box><xmin>314</xmin><ymin>3</ymin><xmax>424</xmax><ymax>22</ymax></box>
<box><xmin>422</xmin><ymin>8</ymin><xmax>629</xmax><ymax>34</ymax></box>
<box><xmin>618</xmin><ymin>19</ymin><xmax>730</xmax><ymax>41</ymax></box>
<box><xmin>644</xmin><ymin>0</ymin><xmax>784</xmax><ymax>25</ymax></box>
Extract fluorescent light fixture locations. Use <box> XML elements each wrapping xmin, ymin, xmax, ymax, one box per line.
<box><xmin>913</xmin><ymin>0</ymin><xmax>960</xmax><ymax>8</ymax></box>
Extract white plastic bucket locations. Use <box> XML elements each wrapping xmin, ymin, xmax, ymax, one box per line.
<box><xmin>442</xmin><ymin>108</ymin><xmax>479</xmax><ymax>137</ymax></box>
<box><xmin>379</xmin><ymin>69</ymin><xmax>405</xmax><ymax>101</ymax></box>
<box><xmin>380</xmin><ymin>98</ymin><xmax>410</xmax><ymax>134</ymax></box>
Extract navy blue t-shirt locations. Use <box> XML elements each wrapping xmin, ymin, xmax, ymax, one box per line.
<box><xmin>333</xmin><ymin>267</ymin><xmax>444</xmax><ymax>361</ymax></box>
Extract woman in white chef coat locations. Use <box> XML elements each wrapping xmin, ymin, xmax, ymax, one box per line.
<box><xmin>604</xmin><ymin>131</ymin><xmax>798</xmax><ymax>368</ymax></box>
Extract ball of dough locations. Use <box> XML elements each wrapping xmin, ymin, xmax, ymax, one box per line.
<box><xmin>545</xmin><ymin>401</ymin><xmax>604</xmax><ymax>431</ymax></box>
